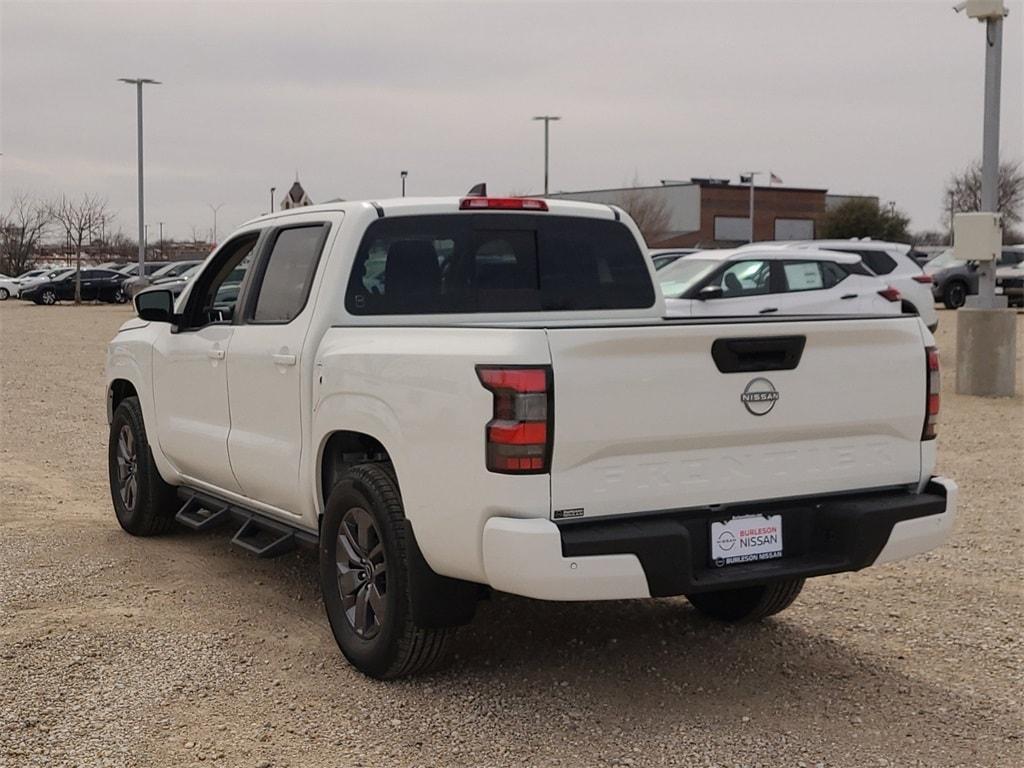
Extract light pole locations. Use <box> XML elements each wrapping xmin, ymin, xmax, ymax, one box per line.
<box><xmin>400</xmin><ymin>170</ymin><xmax>408</xmax><ymax>197</ymax></box>
<box><xmin>118</xmin><ymin>77</ymin><xmax>160</xmax><ymax>273</ymax></box>
<box><xmin>953</xmin><ymin>0</ymin><xmax>1015</xmax><ymax>396</ymax></box>
<box><xmin>158</xmin><ymin>221</ymin><xmax>164</xmax><ymax>260</ymax></box>
<box><xmin>270</xmin><ymin>187</ymin><xmax>276</xmax><ymax>214</ymax></box>
<box><xmin>208</xmin><ymin>203</ymin><xmax>224</xmax><ymax>246</ymax></box>
<box><xmin>532</xmin><ymin>116</ymin><xmax>561</xmax><ymax>195</ymax></box>
<box><xmin>741</xmin><ymin>171</ymin><xmax>762</xmax><ymax>243</ymax></box>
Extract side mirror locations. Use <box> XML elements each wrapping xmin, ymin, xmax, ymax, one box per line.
<box><xmin>697</xmin><ymin>285</ymin><xmax>724</xmax><ymax>301</ymax></box>
<box><xmin>135</xmin><ymin>289</ymin><xmax>175</xmax><ymax>322</ymax></box>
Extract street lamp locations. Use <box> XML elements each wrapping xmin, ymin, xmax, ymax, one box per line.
<box><xmin>532</xmin><ymin>116</ymin><xmax>561</xmax><ymax>195</ymax></box>
<box><xmin>208</xmin><ymin>203</ymin><xmax>224</xmax><ymax>246</ymax></box>
<box><xmin>400</xmin><ymin>170</ymin><xmax>408</xmax><ymax>197</ymax></box>
<box><xmin>158</xmin><ymin>221</ymin><xmax>164</xmax><ymax>259</ymax></box>
<box><xmin>270</xmin><ymin>187</ymin><xmax>276</xmax><ymax>214</ymax></box>
<box><xmin>118</xmin><ymin>77</ymin><xmax>160</xmax><ymax>273</ymax></box>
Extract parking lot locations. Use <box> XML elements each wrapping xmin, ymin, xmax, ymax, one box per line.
<box><xmin>0</xmin><ymin>301</ymin><xmax>1021</xmax><ymax>768</ymax></box>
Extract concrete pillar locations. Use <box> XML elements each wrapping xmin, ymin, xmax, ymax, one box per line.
<box><xmin>955</xmin><ymin>309</ymin><xmax>1018</xmax><ymax>397</ymax></box>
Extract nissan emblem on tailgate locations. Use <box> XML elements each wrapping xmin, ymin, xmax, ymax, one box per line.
<box><xmin>741</xmin><ymin>377</ymin><xmax>779</xmax><ymax>416</ymax></box>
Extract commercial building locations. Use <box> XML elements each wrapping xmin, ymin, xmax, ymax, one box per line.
<box><xmin>548</xmin><ymin>178</ymin><xmax>878</xmax><ymax>248</ymax></box>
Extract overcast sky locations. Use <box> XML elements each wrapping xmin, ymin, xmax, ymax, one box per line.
<box><xmin>2</xmin><ymin>0</ymin><xmax>1021</xmax><ymax>241</ymax></box>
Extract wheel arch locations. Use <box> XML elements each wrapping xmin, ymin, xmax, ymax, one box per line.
<box><xmin>318</xmin><ymin>430</ymin><xmax>396</xmax><ymax>522</ymax></box>
<box><xmin>107</xmin><ymin>378</ymin><xmax>139</xmax><ymax>420</ymax></box>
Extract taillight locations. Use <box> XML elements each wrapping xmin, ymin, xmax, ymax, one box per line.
<box><xmin>878</xmin><ymin>286</ymin><xmax>902</xmax><ymax>302</ymax></box>
<box><xmin>923</xmin><ymin>346</ymin><xmax>939</xmax><ymax>440</ymax></box>
<box><xmin>459</xmin><ymin>197</ymin><xmax>549</xmax><ymax>211</ymax></box>
<box><xmin>912</xmin><ymin>274</ymin><xmax>933</xmax><ymax>284</ymax></box>
<box><xmin>477</xmin><ymin>366</ymin><xmax>552</xmax><ymax>473</ymax></box>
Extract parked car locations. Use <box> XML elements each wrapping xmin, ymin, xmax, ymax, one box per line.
<box><xmin>117</xmin><ymin>262</ymin><xmax>167</xmax><ymax>279</ymax></box>
<box><xmin>138</xmin><ymin>263</ymin><xmax>240</xmax><ymax>302</ymax></box>
<box><xmin>649</xmin><ymin>248</ymin><xmax>697</xmax><ymax>270</ymax></box>
<box><xmin>124</xmin><ymin>260</ymin><xmax>203</xmax><ymax>298</ymax></box>
<box><xmin>106</xmin><ymin>195</ymin><xmax>955</xmax><ymax>679</ymax></box>
<box><xmin>0</xmin><ymin>274</ymin><xmax>20</xmax><ymax>300</ymax></box>
<box><xmin>658</xmin><ymin>247</ymin><xmax>902</xmax><ymax>318</ymax></box>
<box><xmin>17</xmin><ymin>267</ymin><xmax>74</xmax><ymax>291</ymax></box>
<box><xmin>20</xmin><ymin>268</ymin><xmax>128</xmax><ymax>305</ymax></box>
<box><xmin>925</xmin><ymin>246</ymin><xmax>1024</xmax><ymax>309</ymax></box>
<box><xmin>995</xmin><ymin>261</ymin><xmax>1024</xmax><ymax>307</ymax></box>
<box><xmin>14</xmin><ymin>268</ymin><xmax>48</xmax><ymax>284</ymax></box>
<box><xmin>774</xmin><ymin>240</ymin><xmax>938</xmax><ymax>331</ymax></box>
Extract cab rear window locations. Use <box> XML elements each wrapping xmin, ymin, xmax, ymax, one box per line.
<box><xmin>345</xmin><ymin>214</ymin><xmax>654</xmax><ymax>315</ymax></box>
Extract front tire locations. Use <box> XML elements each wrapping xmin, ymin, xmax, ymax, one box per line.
<box><xmin>942</xmin><ymin>281</ymin><xmax>967</xmax><ymax>310</ymax></box>
<box><xmin>686</xmin><ymin>578</ymin><xmax>805</xmax><ymax>623</ymax></box>
<box><xmin>40</xmin><ymin>289</ymin><xmax>57</xmax><ymax>305</ymax></box>
<box><xmin>108</xmin><ymin>396</ymin><xmax>177</xmax><ymax>536</ymax></box>
<box><xmin>0</xmin><ymin>287</ymin><xmax>9</xmax><ymax>301</ymax></box>
<box><xmin>320</xmin><ymin>463</ymin><xmax>453</xmax><ymax>679</ymax></box>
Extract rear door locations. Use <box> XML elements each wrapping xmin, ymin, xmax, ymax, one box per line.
<box><xmin>546</xmin><ymin>317</ymin><xmax>926</xmax><ymax>520</ymax></box>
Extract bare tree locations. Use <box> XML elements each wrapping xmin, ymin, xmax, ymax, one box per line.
<box><xmin>614</xmin><ymin>186</ymin><xmax>672</xmax><ymax>245</ymax></box>
<box><xmin>51</xmin><ymin>194</ymin><xmax>110</xmax><ymax>304</ymax></box>
<box><xmin>0</xmin><ymin>193</ymin><xmax>52</xmax><ymax>276</ymax></box>
<box><xmin>944</xmin><ymin>159</ymin><xmax>1024</xmax><ymax>227</ymax></box>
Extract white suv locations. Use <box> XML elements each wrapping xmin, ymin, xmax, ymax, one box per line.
<box><xmin>787</xmin><ymin>240</ymin><xmax>938</xmax><ymax>331</ymax></box>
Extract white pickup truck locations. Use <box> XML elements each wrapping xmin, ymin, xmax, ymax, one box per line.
<box><xmin>106</xmin><ymin>196</ymin><xmax>956</xmax><ymax>679</ymax></box>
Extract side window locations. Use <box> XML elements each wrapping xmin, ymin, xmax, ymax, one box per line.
<box><xmin>182</xmin><ymin>233</ymin><xmax>260</xmax><ymax>329</ymax></box>
<box><xmin>857</xmin><ymin>249</ymin><xmax>897</xmax><ymax>275</ymax></box>
<box><xmin>717</xmin><ymin>260</ymin><xmax>770</xmax><ymax>297</ymax></box>
<box><xmin>820</xmin><ymin>261</ymin><xmax>848</xmax><ymax>288</ymax></box>
<box><xmin>782</xmin><ymin>261</ymin><xmax>825</xmax><ymax>292</ymax></box>
<box><xmin>250</xmin><ymin>225</ymin><xmax>328</xmax><ymax>323</ymax></box>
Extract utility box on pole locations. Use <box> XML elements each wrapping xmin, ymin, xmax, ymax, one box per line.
<box><xmin>953</xmin><ymin>212</ymin><xmax>1002</xmax><ymax>263</ymax></box>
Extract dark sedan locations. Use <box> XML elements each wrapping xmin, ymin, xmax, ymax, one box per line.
<box><xmin>20</xmin><ymin>268</ymin><xmax>129</xmax><ymax>305</ymax></box>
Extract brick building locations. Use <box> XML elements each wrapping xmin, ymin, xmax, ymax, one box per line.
<box><xmin>549</xmin><ymin>178</ymin><xmax>877</xmax><ymax>248</ymax></box>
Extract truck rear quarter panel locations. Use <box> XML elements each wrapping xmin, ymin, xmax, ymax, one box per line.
<box><xmin>313</xmin><ymin>326</ymin><xmax>553</xmax><ymax>583</ymax></box>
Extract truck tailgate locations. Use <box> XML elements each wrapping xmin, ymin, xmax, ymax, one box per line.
<box><xmin>546</xmin><ymin>317</ymin><xmax>926</xmax><ymax>520</ymax></box>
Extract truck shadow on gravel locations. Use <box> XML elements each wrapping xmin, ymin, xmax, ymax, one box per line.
<box><xmin>104</xmin><ymin>524</ymin><xmax>1021</xmax><ymax>757</ymax></box>
<box><xmin>155</xmin><ymin>528</ymin><xmax>1011</xmax><ymax>733</ymax></box>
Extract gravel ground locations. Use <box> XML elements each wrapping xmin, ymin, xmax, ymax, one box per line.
<box><xmin>0</xmin><ymin>302</ymin><xmax>1021</xmax><ymax>768</ymax></box>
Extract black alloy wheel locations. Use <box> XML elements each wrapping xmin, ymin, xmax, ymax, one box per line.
<box><xmin>335</xmin><ymin>506</ymin><xmax>388</xmax><ymax>639</ymax></box>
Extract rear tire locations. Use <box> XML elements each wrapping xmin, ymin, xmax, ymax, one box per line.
<box><xmin>320</xmin><ymin>463</ymin><xmax>453</xmax><ymax>679</ymax></box>
<box><xmin>942</xmin><ymin>281</ymin><xmax>967</xmax><ymax>310</ymax></box>
<box><xmin>40</xmin><ymin>289</ymin><xmax>57</xmax><ymax>305</ymax></box>
<box><xmin>0</xmin><ymin>288</ymin><xmax>9</xmax><ymax>301</ymax></box>
<box><xmin>108</xmin><ymin>396</ymin><xmax>177</xmax><ymax>536</ymax></box>
<box><xmin>686</xmin><ymin>578</ymin><xmax>804</xmax><ymax>623</ymax></box>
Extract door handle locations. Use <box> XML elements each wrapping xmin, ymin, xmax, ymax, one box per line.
<box><xmin>758</xmin><ymin>307</ymin><xmax>778</xmax><ymax>314</ymax></box>
<box><xmin>207</xmin><ymin>348</ymin><xmax>225</xmax><ymax>360</ymax></box>
<box><xmin>840</xmin><ymin>293</ymin><xmax>857</xmax><ymax>300</ymax></box>
<box><xmin>272</xmin><ymin>353</ymin><xmax>297</xmax><ymax>366</ymax></box>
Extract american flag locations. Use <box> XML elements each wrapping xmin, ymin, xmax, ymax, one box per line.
<box><xmin>769</xmin><ymin>172</ymin><xmax>783</xmax><ymax>185</ymax></box>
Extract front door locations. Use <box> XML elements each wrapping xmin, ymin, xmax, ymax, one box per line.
<box><xmin>151</xmin><ymin>231</ymin><xmax>262</xmax><ymax>494</ymax></box>
<box><xmin>226</xmin><ymin>220</ymin><xmax>333</xmax><ymax>516</ymax></box>
<box><xmin>690</xmin><ymin>258</ymin><xmax>780</xmax><ymax>317</ymax></box>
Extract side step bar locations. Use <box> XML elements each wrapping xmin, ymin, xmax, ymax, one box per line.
<box><xmin>175</xmin><ymin>496</ymin><xmax>231</xmax><ymax>531</ymax></box>
<box><xmin>175</xmin><ymin>488</ymin><xmax>318</xmax><ymax>558</ymax></box>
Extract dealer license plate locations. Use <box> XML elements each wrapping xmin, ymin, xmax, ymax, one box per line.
<box><xmin>710</xmin><ymin>514</ymin><xmax>783</xmax><ymax>567</ymax></box>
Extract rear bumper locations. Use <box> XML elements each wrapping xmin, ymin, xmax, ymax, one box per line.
<box><xmin>481</xmin><ymin>478</ymin><xmax>957</xmax><ymax>601</ymax></box>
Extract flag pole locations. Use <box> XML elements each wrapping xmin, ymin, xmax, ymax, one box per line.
<box><xmin>743</xmin><ymin>171</ymin><xmax>761</xmax><ymax>243</ymax></box>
